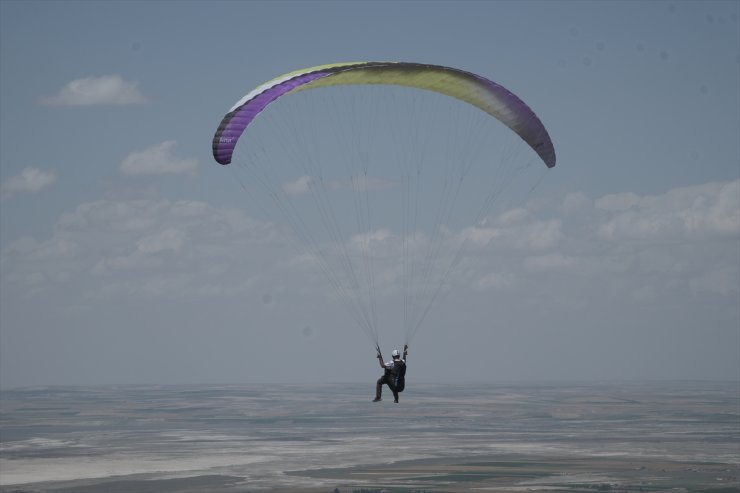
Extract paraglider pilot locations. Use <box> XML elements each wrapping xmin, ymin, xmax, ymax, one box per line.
<box><xmin>373</xmin><ymin>344</ymin><xmax>408</xmax><ymax>403</ymax></box>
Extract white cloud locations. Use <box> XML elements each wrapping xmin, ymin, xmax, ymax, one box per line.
<box><xmin>136</xmin><ymin>228</ymin><xmax>186</xmax><ymax>254</ymax></box>
<box><xmin>596</xmin><ymin>181</ymin><xmax>739</xmax><ymax>241</ymax></box>
<box><xmin>491</xmin><ymin>207</ymin><xmax>531</xmax><ymax>226</ymax></box>
<box><xmin>595</xmin><ymin>192</ymin><xmax>642</xmax><ymax>212</ymax></box>
<box><xmin>282</xmin><ymin>175</ymin><xmax>312</xmax><ymax>196</ymax></box>
<box><xmin>121</xmin><ymin>141</ymin><xmax>197</xmax><ymax>175</ymax></box>
<box><xmin>468</xmin><ymin>180</ymin><xmax>739</xmax><ymax>298</ymax></box>
<box><xmin>476</xmin><ymin>271</ymin><xmax>518</xmax><ymax>290</ymax></box>
<box><xmin>281</xmin><ymin>175</ymin><xmax>397</xmax><ymax>196</ymax></box>
<box><xmin>1</xmin><ymin>198</ymin><xmax>280</xmax><ymax>301</ymax></box>
<box><xmin>40</xmin><ymin>75</ymin><xmax>147</xmax><ymax>106</ymax></box>
<box><xmin>350</xmin><ymin>229</ymin><xmax>394</xmax><ymax>250</ymax></box>
<box><xmin>237</xmin><ymin>178</ymin><xmax>738</xmax><ymax>300</ymax></box>
<box><xmin>560</xmin><ymin>192</ymin><xmax>593</xmax><ymax>215</ymax></box>
<box><xmin>459</xmin><ymin>218</ymin><xmax>563</xmax><ymax>251</ymax></box>
<box><xmin>1</xmin><ymin>167</ymin><xmax>56</xmax><ymax>199</ymax></box>
<box><xmin>328</xmin><ymin>175</ymin><xmax>397</xmax><ymax>191</ymax></box>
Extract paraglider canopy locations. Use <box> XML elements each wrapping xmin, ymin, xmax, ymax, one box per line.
<box><xmin>213</xmin><ymin>61</ymin><xmax>555</xmax><ymax>168</ymax></box>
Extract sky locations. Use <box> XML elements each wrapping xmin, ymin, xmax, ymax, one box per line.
<box><xmin>0</xmin><ymin>0</ymin><xmax>738</xmax><ymax>388</ymax></box>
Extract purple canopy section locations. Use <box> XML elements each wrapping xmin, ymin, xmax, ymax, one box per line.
<box><xmin>212</xmin><ymin>69</ymin><xmax>335</xmax><ymax>165</ymax></box>
<box><xmin>466</xmin><ymin>72</ymin><xmax>556</xmax><ymax>168</ymax></box>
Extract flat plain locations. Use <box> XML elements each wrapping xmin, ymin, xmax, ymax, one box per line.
<box><xmin>1</xmin><ymin>382</ymin><xmax>737</xmax><ymax>492</ymax></box>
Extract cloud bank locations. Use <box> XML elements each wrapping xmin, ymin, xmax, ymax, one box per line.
<box><xmin>467</xmin><ymin>181</ymin><xmax>739</xmax><ymax>293</ymax></box>
<box><xmin>40</xmin><ymin>75</ymin><xmax>147</xmax><ymax>106</ymax></box>
<box><xmin>2</xmin><ymin>180</ymin><xmax>736</xmax><ymax>305</ymax></box>
<box><xmin>2</xmin><ymin>198</ymin><xmax>280</xmax><ymax>303</ymax></box>
<box><xmin>1</xmin><ymin>167</ymin><xmax>56</xmax><ymax>199</ymax></box>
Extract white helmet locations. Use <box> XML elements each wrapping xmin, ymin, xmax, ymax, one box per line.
<box><xmin>391</xmin><ymin>349</ymin><xmax>400</xmax><ymax>358</ymax></box>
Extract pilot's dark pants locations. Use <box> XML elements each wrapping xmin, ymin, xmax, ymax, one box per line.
<box><xmin>376</xmin><ymin>374</ymin><xmax>399</xmax><ymax>402</ymax></box>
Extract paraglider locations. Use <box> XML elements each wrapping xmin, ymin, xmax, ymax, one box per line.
<box><xmin>212</xmin><ymin>62</ymin><xmax>555</xmax><ymax>390</ymax></box>
<box><xmin>374</xmin><ymin>344</ymin><xmax>408</xmax><ymax>403</ymax></box>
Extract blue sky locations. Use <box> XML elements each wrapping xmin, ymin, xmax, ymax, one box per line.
<box><xmin>1</xmin><ymin>0</ymin><xmax>738</xmax><ymax>388</ymax></box>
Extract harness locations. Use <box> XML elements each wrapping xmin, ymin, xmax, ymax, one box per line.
<box><xmin>392</xmin><ymin>360</ymin><xmax>406</xmax><ymax>393</ymax></box>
